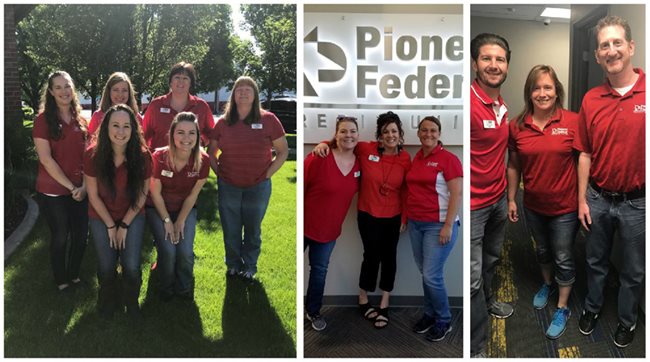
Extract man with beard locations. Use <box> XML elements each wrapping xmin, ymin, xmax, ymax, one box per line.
<box><xmin>574</xmin><ymin>15</ymin><xmax>645</xmax><ymax>348</ymax></box>
<box><xmin>469</xmin><ymin>33</ymin><xmax>513</xmax><ymax>358</ymax></box>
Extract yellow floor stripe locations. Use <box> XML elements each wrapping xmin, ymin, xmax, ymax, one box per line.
<box><xmin>488</xmin><ymin>318</ymin><xmax>507</xmax><ymax>357</ymax></box>
<box><xmin>495</xmin><ymin>238</ymin><xmax>517</xmax><ymax>303</ymax></box>
<box><xmin>558</xmin><ymin>346</ymin><xmax>581</xmax><ymax>358</ymax></box>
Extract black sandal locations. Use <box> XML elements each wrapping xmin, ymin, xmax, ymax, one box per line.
<box><xmin>359</xmin><ymin>302</ymin><xmax>378</xmax><ymax>320</ymax></box>
<box><xmin>374</xmin><ymin>307</ymin><xmax>389</xmax><ymax>329</ymax></box>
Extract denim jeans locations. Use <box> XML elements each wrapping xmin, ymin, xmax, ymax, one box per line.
<box><xmin>304</xmin><ymin>237</ymin><xmax>336</xmax><ymax>316</ymax></box>
<box><xmin>146</xmin><ymin>207</ymin><xmax>197</xmax><ymax>296</ymax></box>
<box><xmin>470</xmin><ymin>194</ymin><xmax>507</xmax><ymax>355</ymax></box>
<box><xmin>89</xmin><ymin>214</ymin><xmax>145</xmax><ymax>309</ymax></box>
<box><xmin>357</xmin><ymin>210</ymin><xmax>401</xmax><ymax>292</ymax></box>
<box><xmin>408</xmin><ymin>219</ymin><xmax>458</xmax><ymax>324</ymax></box>
<box><xmin>38</xmin><ymin>193</ymin><xmax>88</xmax><ymax>285</ymax></box>
<box><xmin>218</xmin><ymin>178</ymin><xmax>271</xmax><ymax>274</ymax></box>
<box><xmin>584</xmin><ymin>185</ymin><xmax>645</xmax><ymax>328</ymax></box>
<box><xmin>524</xmin><ymin>208</ymin><xmax>578</xmax><ymax>286</ymax></box>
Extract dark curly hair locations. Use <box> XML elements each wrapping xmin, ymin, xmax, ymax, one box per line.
<box><xmin>38</xmin><ymin>71</ymin><xmax>87</xmax><ymax>140</ymax></box>
<box><xmin>375</xmin><ymin>111</ymin><xmax>404</xmax><ymax>154</ymax></box>
<box><xmin>92</xmin><ymin>104</ymin><xmax>150</xmax><ymax>211</ymax></box>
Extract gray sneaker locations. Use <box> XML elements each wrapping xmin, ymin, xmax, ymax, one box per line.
<box><xmin>306</xmin><ymin>313</ymin><xmax>327</xmax><ymax>331</ymax></box>
<box><xmin>472</xmin><ymin>351</ymin><xmax>488</xmax><ymax>358</ymax></box>
<box><xmin>488</xmin><ymin>301</ymin><xmax>514</xmax><ymax>319</ymax></box>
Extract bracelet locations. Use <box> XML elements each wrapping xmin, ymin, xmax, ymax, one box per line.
<box><xmin>118</xmin><ymin>221</ymin><xmax>130</xmax><ymax>229</ymax></box>
<box><xmin>107</xmin><ymin>224</ymin><xmax>117</xmax><ymax>229</ymax></box>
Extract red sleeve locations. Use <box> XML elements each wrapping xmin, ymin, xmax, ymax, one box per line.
<box><xmin>83</xmin><ymin>149</ymin><xmax>96</xmax><ymax>177</ymax></box>
<box><xmin>32</xmin><ymin>113</ymin><xmax>50</xmax><ymax>140</ymax></box>
<box><xmin>444</xmin><ymin>151</ymin><xmax>463</xmax><ymax>181</ymax></box>
<box><xmin>304</xmin><ymin>153</ymin><xmax>318</xmax><ymax>193</ymax></box>
<box><xmin>151</xmin><ymin>149</ymin><xmax>163</xmax><ymax>180</ymax></box>
<box><xmin>266</xmin><ymin>112</ymin><xmax>286</xmax><ymax>140</ymax></box>
<box><xmin>209</xmin><ymin>117</ymin><xmax>224</xmax><ymax>142</ymax></box>
<box><xmin>199</xmin><ymin>151</ymin><xmax>210</xmax><ymax>179</ymax></box>
<box><xmin>573</xmin><ymin>105</ymin><xmax>591</xmax><ymax>153</ymax></box>
<box><xmin>199</xmin><ymin>100</ymin><xmax>214</xmax><ymax>146</ymax></box>
<box><xmin>507</xmin><ymin>119</ymin><xmax>518</xmax><ymax>152</ymax></box>
<box><xmin>142</xmin><ymin>99</ymin><xmax>156</xmax><ymax>147</ymax></box>
<box><xmin>400</xmin><ymin>151</ymin><xmax>411</xmax><ymax>224</ymax></box>
<box><xmin>88</xmin><ymin>111</ymin><xmax>103</xmax><ymax>135</ymax></box>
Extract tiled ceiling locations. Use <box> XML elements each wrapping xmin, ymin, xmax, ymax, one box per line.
<box><xmin>471</xmin><ymin>4</ymin><xmax>571</xmax><ymax>24</ymax></box>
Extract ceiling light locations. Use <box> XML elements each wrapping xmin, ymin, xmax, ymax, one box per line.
<box><xmin>540</xmin><ymin>7</ymin><xmax>571</xmax><ymax>19</ymax></box>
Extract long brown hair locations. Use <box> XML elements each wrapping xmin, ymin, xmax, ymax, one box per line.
<box><xmin>38</xmin><ymin>71</ymin><xmax>86</xmax><ymax>140</ymax></box>
<box><xmin>93</xmin><ymin>104</ymin><xmax>150</xmax><ymax>210</ymax></box>
<box><xmin>166</xmin><ymin>112</ymin><xmax>202</xmax><ymax>172</ymax></box>
<box><xmin>223</xmin><ymin>76</ymin><xmax>262</xmax><ymax>126</ymax></box>
<box><xmin>98</xmin><ymin>72</ymin><xmax>139</xmax><ymax>113</ymax></box>
<box><xmin>515</xmin><ymin>65</ymin><xmax>565</xmax><ymax>129</ymax></box>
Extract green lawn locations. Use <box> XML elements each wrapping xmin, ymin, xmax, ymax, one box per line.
<box><xmin>4</xmin><ymin>162</ymin><xmax>297</xmax><ymax>357</ymax></box>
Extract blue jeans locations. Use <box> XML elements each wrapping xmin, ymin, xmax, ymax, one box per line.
<box><xmin>584</xmin><ymin>185</ymin><xmax>645</xmax><ymax>328</ymax></box>
<box><xmin>408</xmin><ymin>219</ymin><xmax>458</xmax><ymax>324</ymax></box>
<box><xmin>89</xmin><ymin>214</ymin><xmax>145</xmax><ymax>308</ymax></box>
<box><xmin>146</xmin><ymin>207</ymin><xmax>197</xmax><ymax>296</ymax></box>
<box><xmin>218</xmin><ymin>178</ymin><xmax>271</xmax><ymax>274</ymax></box>
<box><xmin>524</xmin><ymin>208</ymin><xmax>578</xmax><ymax>286</ymax></box>
<box><xmin>304</xmin><ymin>237</ymin><xmax>336</xmax><ymax>316</ymax></box>
<box><xmin>470</xmin><ymin>194</ymin><xmax>507</xmax><ymax>355</ymax></box>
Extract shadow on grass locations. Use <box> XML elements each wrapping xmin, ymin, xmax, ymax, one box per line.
<box><xmin>4</xmin><ymin>217</ymin><xmax>294</xmax><ymax>357</ymax></box>
<box><xmin>196</xmin><ymin>176</ymin><xmax>219</xmax><ymax>232</ymax></box>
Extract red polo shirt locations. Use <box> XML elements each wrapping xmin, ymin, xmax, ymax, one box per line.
<box><xmin>142</xmin><ymin>92</ymin><xmax>214</xmax><ymax>150</ymax></box>
<box><xmin>406</xmin><ymin>144</ymin><xmax>462</xmax><ymax>223</ymax></box>
<box><xmin>84</xmin><ymin>146</ymin><xmax>152</xmax><ymax>221</ymax></box>
<box><xmin>356</xmin><ymin>141</ymin><xmax>411</xmax><ymax>218</ymax></box>
<box><xmin>209</xmin><ymin>111</ymin><xmax>285</xmax><ymax>187</ymax></box>
<box><xmin>574</xmin><ymin>68</ymin><xmax>645</xmax><ymax>192</ymax></box>
<box><xmin>509</xmin><ymin>109</ymin><xmax>578</xmax><ymax>216</ymax></box>
<box><xmin>470</xmin><ymin>79</ymin><xmax>509</xmax><ymax>210</ymax></box>
<box><xmin>33</xmin><ymin>113</ymin><xmax>87</xmax><ymax>195</ymax></box>
<box><xmin>88</xmin><ymin>109</ymin><xmax>143</xmax><ymax>136</ymax></box>
<box><xmin>304</xmin><ymin>151</ymin><xmax>361</xmax><ymax>242</ymax></box>
<box><xmin>149</xmin><ymin>148</ymin><xmax>210</xmax><ymax>213</ymax></box>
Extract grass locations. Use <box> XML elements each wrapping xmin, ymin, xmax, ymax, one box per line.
<box><xmin>4</xmin><ymin>162</ymin><xmax>297</xmax><ymax>357</ymax></box>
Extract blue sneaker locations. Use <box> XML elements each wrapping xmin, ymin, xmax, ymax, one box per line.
<box><xmin>546</xmin><ymin>307</ymin><xmax>570</xmax><ymax>339</ymax></box>
<box><xmin>533</xmin><ymin>283</ymin><xmax>556</xmax><ymax>309</ymax></box>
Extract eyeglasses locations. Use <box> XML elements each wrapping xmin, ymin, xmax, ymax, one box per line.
<box><xmin>336</xmin><ymin>115</ymin><xmax>357</xmax><ymax>122</ymax></box>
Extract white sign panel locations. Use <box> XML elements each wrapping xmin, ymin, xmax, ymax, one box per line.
<box><xmin>304</xmin><ymin>12</ymin><xmax>463</xmax><ymax>145</ymax></box>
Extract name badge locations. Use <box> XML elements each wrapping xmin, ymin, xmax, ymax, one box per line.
<box><xmin>161</xmin><ymin>170</ymin><xmax>174</xmax><ymax>178</ymax></box>
<box><xmin>483</xmin><ymin>120</ymin><xmax>496</xmax><ymax>129</ymax></box>
<box><xmin>251</xmin><ymin>123</ymin><xmax>263</xmax><ymax>129</ymax></box>
<box><xmin>368</xmin><ymin>155</ymin><xmax>380</xmax><ymax>162</ymax></box>
<box><xmin>354</xmin><ymin>171</ymin><xmax>361</xmax><ymax>178</ymax></box>
<box><xmin>160</xmin><ymin>107</ymin><xmax>171</xmax><ymax>114</ymax></box>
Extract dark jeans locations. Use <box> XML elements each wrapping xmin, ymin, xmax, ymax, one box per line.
<box><xmin>524</xmin><ymin>208</ymin><xmax>578</xmax><ymax>286</ymax></box>
<box><xmin>38</xmin><ymin>193</ymin><xmax>88</xmax><ymax>286</ymax></box>
<box><xmin>218</xmin><ymin>178</ymin><xmax>272</xmax><ymax>274</ymax></box>
<box><xmin>357</xmin><ymin>210</ymin><xmax>401</xmax><ymax>293</ymax></box>
<box><xmin>89</xmin><ymin>214</ymin><xmax>145</xmax><ymax>310</ymax></box>
<box><xmin>470</xmin><ymin>194</ymin><xmax>507</xmax><ymax>355</ymax></box>
<box><xmin>304</xmin><ymin>237</ymin><xmax>336</xmax><ymax>316</ymax></box>
<box><xmin>146</xmin><ymin>207</ymin><xmax>197</xmax><ymax>296</ymax></box>
<box><xmin>584</xmin><ymin>185</ymin><xmax>645</xmax><ymax>328</ymax></box>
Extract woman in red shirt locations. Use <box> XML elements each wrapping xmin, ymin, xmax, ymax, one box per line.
<box><xmin>85</xmin><ymin>104</ymin><xmax>151</xmax><ymax>319</ymax></box>
<box><xmin>507</xmin><ymin>65</ymin><xmax>578</xmax><ymax>339</ymax></box>
<box><xmin>304</xmin><ymin>116</ymin><xmax>360</xmax><ymax>331</ymax></box>
<box><xmin>33</xmin><ymin>71</ymin><xmax>88</xmax><ymax>292</ymax></box>
<box><xmin>147</xmin><ymin>112</ymin><xmax>210</xmax><ymax>301</ymax></box>
<box><xmin>314</xmin><ymin>111</ymin><xmax>411</xmax><ymax>329</ymax></box>
<box><xmin>88</xmin><ymin>72</ymin><xmax>143</xmax><ymax>136</ymax></box>
<box><xmin>405</xmin><ymin>116</ymin><xmax>462</xmax><ymax>342</ymax></box>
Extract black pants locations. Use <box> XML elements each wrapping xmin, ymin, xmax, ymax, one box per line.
<box><xmin>357</xmin><ymin>210</ymin><xmax>401</xmax><ymax>292</ymax></box>
<box><xmin>38</xmin><ymin>193</ymin><xmax>88</xmax><ymax>285</ymax></box>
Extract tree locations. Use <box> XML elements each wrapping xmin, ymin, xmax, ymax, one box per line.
<box><xmin>229</xmin><ymin>35</ymin><xmax>262</xmax><ymax>85</ymax></box>
<box><xmin>241</xmin><ymin>4</ymin><xmax>296</xmax><ymax>104</ymax></box>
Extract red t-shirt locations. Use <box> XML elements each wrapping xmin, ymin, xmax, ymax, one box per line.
<box><xmin>88</xmin><ymin>109</ymin><xmax>143</xmax><ymax>136</ymax></box>
<box><xmin>355</xmin><ymin>141</ymin><xmax>411</xmax><ymax>218</ymax></box>
<box><xmin>149</xmin><ymin>148</ymin><xmax>210</xmax><ymax>212</ymax></box>
<box><xmin>406</xmin><ymin>144</ymin><xmax>463</xmax><ymax>223</ymax></box>
<box><xmin>142</xmin><ymin>93</ymin><xmax>214</xmax><ymax>150</ymax></box>
<box><xmin>573</xmin><ymin>68</ymin><xmax>645</xmax><ymax>192</ymax></box>
<box><xmin>209</xmin><ymin>111</ymin><xmax>285</xmax><ymax>187</ymax></box>
<box><xmin>32</xmin><ymin>113</ymin><xmax>87</xmax><ymax>195</ymax></box>
<box><xmin>509</xmin><ymin>109</ymin><xmax>578</xmax><ymax>216</ymax></box>
<box><xmin>84</xmin><ymin>146</ymin><xmax>152</xmax><ymax>221</ymax></box>
<box><xmin>304</xmin><ymin>151</ymin><xmax>360</xmax><ymax>242</ymax></box>
<box><xmin>470</xmin><ymin>79</ymin><xmax>509</xmax><ymax>210</ymax></box>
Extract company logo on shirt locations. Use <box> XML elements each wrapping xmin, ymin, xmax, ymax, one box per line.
<box><xmin>551</xmin><ymin>128</ymin><xmax>568</xmax><ymax>136</ymax></box>
<box><xmin>187</xmin><ymin>171</ymin><xmax>200</xmax><ymax>178</ymax></box>
<box><xmin>426</xmin><ymin>161</ymin><xmax>438</xmax><ymax>167</ymax></box>
<box><xmin>634</xmin><ymin>104</ymin><xmax>646</xmax><ymax>113</ymax></box>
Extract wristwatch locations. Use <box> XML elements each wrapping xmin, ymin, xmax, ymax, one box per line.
<box><xmin>118</xmin><ymin>220</ymin><xmax>130</xmax><ymax>229</ymax></box>
<box><xmin>163</xmin><ymin>217</ymin><xmax>172</xmax><ymax>224</ymax></box>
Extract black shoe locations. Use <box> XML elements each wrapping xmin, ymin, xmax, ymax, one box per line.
<box><xmin>578</xmin><ymin>309</ymin><xmax>599</xmax><ymax>335</ymax></box>
<box><xmin>413</xmin><ymin>314</ymin><xmax>436</xmax><ymax>334</ymax></box>
<box><xmin>613</xmin><ymin>323</ymin><xmax>635</xmax><ymax>348</ymax></box>
<box><xmin>425</xmin><ymin>322</ymin><xmax>452</xmax><ymax>342</ymax></box>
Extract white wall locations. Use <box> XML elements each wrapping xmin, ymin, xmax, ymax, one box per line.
<box><xmin>610</xmin><ymin>5</ymin><xmax>645</xmax><ymax>70</ymax></box>
<box><xmin>470</xmin><ymin>17</ymin><xmax>570</xmax><ymax>119</ymax></box>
